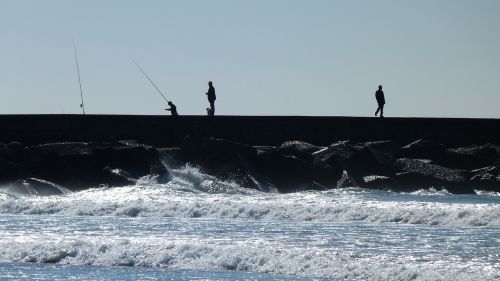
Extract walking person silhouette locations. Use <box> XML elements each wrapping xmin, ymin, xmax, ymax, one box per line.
<box><xmin>375</xmin><ymin>85</ymin><xmax>385</xmax><ymax>118</ymax></box>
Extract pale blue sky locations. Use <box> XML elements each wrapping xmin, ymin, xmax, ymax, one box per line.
<box><xmin>1</xmin><ymin>0</ymin><xmax>499</xmax><ymax>117</ymax></box>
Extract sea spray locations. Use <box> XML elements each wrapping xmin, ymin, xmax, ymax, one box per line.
<box><xmin>0</xmin><ymin>165</ymin><xmax>498</xmax><ymax>227</ymax></box>
<box><xmin>1</xmin><ymin>165</ymin><xmax>499</xmax><ymax>280</ymax></box>
<box><xmin>0</xmin><ymin>214</ymin><xmax>498</xmax><ymax>280</ymax></box>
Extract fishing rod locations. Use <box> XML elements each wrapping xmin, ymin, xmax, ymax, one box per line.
<box><xmin>131</xmin><ymin>59</ymin><xmax>169</xmax><ymax>103</ymax></box>
<box><xmin>72</xmin><ymin>39</ymin><xmax>86</xmax><ymax>115</ymax></box>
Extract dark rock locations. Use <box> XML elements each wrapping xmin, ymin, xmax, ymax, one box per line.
<box><xmin>486</xmin><ymin>143</ymin><xmax>500</xmax><ymax>166</ymax></box>
<box><xmin>117</xmin><ymin>140</ymin><xmax>153</xmax><ymax>149</ymax></box>
<box><xmin>309</xmin><ymin>158</ymin><xmax>343</xmax><ymax>188</ymax></box>
<box><xmin>394</xmin><ymin>172</ymin><xmax>439</xmax><ymax>192</ymax></box>
<box><xmin>40</xmin><ymin>144</ymin><xmax>161</xmax><ymax>188</ymax></box>
<box><xmin>396</xmin><ymin>139</ymin><xmax>445</xmax><ymax>161</ymax></box>
<box><xmin>471</xmin><ymin>166</ymin><xmax>499</xmax><ymax>176</ymax></box>
<box><xmin>0</xmin><ymin>141</ymin><xmax>166</xmax><ymax>190</ymax></box>
<box><xmin>6</xmin><ymin>142</ymin><xmax>25</xmax><ymax>153</ymax></box>
<box><xmin>201</xmin><ymin>137</ymin><xmax>257</xmax><ymax>157</ymax></box>
<box><xmin>396</xmin><ymin>158</ymin><xmax>464</xmax><ymax>183</ymax></box>
<box><xmin>28</xmin><ymin>152</ymin><xmax>98</xmax><ymax>188</ymax></box>
<box><xmin>255</xmin><ymin>150</ymin><xmax>315</xmax><ymax>192</ymax></box>
<box><xmin>179</xmin><ymin>136</ymin><xmax>255</xmax><ymax>158</ymax></box>
<box><xmin>442</xmin><ymin>145</ymin><xmax>498</xmax><ymax>170</ymax></box>
<box><xmin>313</xmin><ymin>141</ymin><xmax>397</xmax><ymax>187</ymax></box>
<box><xmin>197</xmin><ymin>138</ymin><xmax>260</xmax><ymax>188</ymax></box>
<box><xmin>36</xmin><ymin>142</ymin><xmax>93</xmax><ymax>156</ymax></box>
<box><xmin>451</xmin><ymin>145</ymin><xmax>498</xmax><ymax>161</ymax></box>
<box><xmin>468</xmin><ymin>166</ymin><xmax>500</xmax><ymax>192</ymax></box>
<box><xmin>158</xmin><ymin>147</ymin><xmax>185</xmax><ymax>167</ymax></box>
<box><xmin>0</xmin><ymin>142</ymin><xmax>31</xmax><ymax>163</ymax></box>
<box><xmin>361</xmin><ymin>140</ymin><xmax>401</xmax><ymax>154</ymax></box>
<box><xmin>7</xmin><ymin>178</ymin><xmax>69</xmax><ymax>196</ymax></box>
<box><xmin>0</xmin><ymin>160</ymin><xmax>28</xmax><ymax>183</ymax></box>
<box><xmin>363</xmin><ymin>175</ymin><xmax>396</xmax><ymax>190</ymax></box>
<box><xmin>87</xmin><ymin>141</ymin><xmax>119</xmax><ymax>150</ymax></box>
<box><xmin>94</xmin><ymin>146</ymin><xmax>165</xmax><ymax>179</ymax></box>
<box><xmin>257</xmin><ymin>146</ymin><xmax>339</xmax><ymax>190</ymax></box>
<box><xmin>278</xmin><ymin>140</ymin><xmax>323</xmax><ymax>161</ymax></box>
<box><xmin>172</xmin><ymin>137</ymin><xmax>265</xmax><ymax>190</ymax></box>
<box><xmin>179</xmin><ymin>135</ymin><xmax>204</xmax><ymax>160</ymax></box>
<box><xmin>101</xmin><ymin>167</ymin><xmax>137</xmax><ymax>186</ymax></box>
<box><xmin>314</xmin><ymin>141</ymin><xmax>362</xmax><ymax>186</ymax></box>
<box><xmin>336</xmin><ymin>170</ymin><xmax>353</xmax><ymax>188</ymax></box>
<box><xmin>395</xmin><ymin>158</ymin><xmax>475</xmax><ymax>194</ymax></box>
<box><xmin>470</xmin><ymin>172</ymin><xmax>499</xmax><ymax>192</ymax></box>
<box><xmin>4</xmin><ymin>136</ymin><xmax>497</xmax><ymax>195</ymax></box>
<box><xmin>365</xmin><ymin>142</ymin><xmax>398</xmax><ymax>170</ymax></box>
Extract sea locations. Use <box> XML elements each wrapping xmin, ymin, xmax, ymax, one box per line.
<box><xmin>0</xmin><ymin>165</ymin><xmax>498</xmax><ymax>281</ymax></box>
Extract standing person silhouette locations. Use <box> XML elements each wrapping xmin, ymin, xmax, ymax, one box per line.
<box><xmin>375</xmin><ymin>85</ymin><xmax>385</xmax><ymax>118</ymax></box>
<box><xmin>205</xmin><ymin>81</ymin><xmax>216</xmax><ymax>116</ymax></box>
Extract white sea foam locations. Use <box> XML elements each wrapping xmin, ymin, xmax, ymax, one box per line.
<box><xmin>0</xmin><ymin>165</ymin><xmax>499</xmax><ymax>280</ymax></box>
<box><xmin>0</xmin><ymin>165</ymin><xmax>498</xmax><ymax>227</ymax></box>
<box><xmin>0</xmin><ymin>236</ymin><xmax>497</xmax><ymax>281</ymax></box>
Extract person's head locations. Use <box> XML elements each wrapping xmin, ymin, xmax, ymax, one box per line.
<box><xmin>208</xmin><ymin>81</ymin><xmax>213</xmax><ymax>86</ymax></box>
<box><xmin>378</xmin><ymin>85</ymin><xmax>382</xmax><ymax>90</ymax></box>
<box><xmin>168</xmin><ymin>101</ymin><xmax>173</xmax><ymax>106</ymax></box>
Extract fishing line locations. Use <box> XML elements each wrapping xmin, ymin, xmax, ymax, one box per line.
<box><xmin>72</xmin><ymin>38</ymin><xmax>86</xmax><ymax>115</ymax></box>
<box><xmin>131</xmin><ymin>59</ymin><xmax>169</xmax><ymax>103</ymax></box>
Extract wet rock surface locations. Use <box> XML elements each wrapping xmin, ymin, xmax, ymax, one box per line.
<box><xmin>0</xmin><ymin>141</ymin><xmax>168</xmax><ymax>192</ymax></box>
<box><xmin>159</xmin><ymin>137</ymin><xmax>499</xmax><ymax>193</ymax></box>
<box><xmin>1</xmin><ymin>138</ymin><xmax>499</xmax><ymax>194</ymax></box>
<box><xmin>223</xmin><ymin>138</ymin><xmax>494</xmax><ymax>194</ymax></box>
<box><xmin>394</xmin><ymin>158</ymin><xmax>475</xmax><ymax>194</ymax></box>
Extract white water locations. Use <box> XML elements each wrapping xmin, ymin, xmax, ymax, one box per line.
<box><xmin>0</xmin><ymin>165</ymin><xmax>499</xmax><ymax>280</ymax></box>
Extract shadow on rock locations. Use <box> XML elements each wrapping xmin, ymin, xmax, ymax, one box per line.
<box><xmin>0</xmin><ymin>141</ymin><xmax>168</xmax><ymax>192</ymax></box>
<box><xmin>395</xmin><ymin>158</ymin><xmax>475</xmax><ymax>194</ymax></box>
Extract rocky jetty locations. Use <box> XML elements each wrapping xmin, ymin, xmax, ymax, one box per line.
<box><xmin>1</xmin><ymin>137</ymin><xmax>499</xmax><ymax>195</ymax></box>
<box><xmin>0</xmin><ymin>141</ymin><xmax>168</xmax><ymax>195</ymax></box>
<box><xmin>162</xmin><ymin>137</ymin><xmax>500</xmax><ymax>194</ymax></box>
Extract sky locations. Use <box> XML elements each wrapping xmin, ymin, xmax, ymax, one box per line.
<box><xmin>1</xmin><ymin>0</ymin><xmax>499</xmax><ymax>117</ymax></box>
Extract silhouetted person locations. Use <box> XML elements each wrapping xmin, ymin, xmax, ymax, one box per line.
<box><xmin>165</xmin><ymin>101</ymin><xmax>178</xmax><ymax>116</ymax></box>
<box><xmin>375</xmin><ymin>85</ymin><xmax>385</xmax><ymax>118</ymax></box>
<box><xmin>205</xmin><ymin>81</ymin><xmax>216</xmax><ymax>116</ymax></box>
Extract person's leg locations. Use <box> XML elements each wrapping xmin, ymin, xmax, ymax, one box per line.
<box><xmin>210</xmin><ymin>101</ymin><xmax>215</xmax><ymax>116</ymax></box>
<box><xmin>375</xmin><ymin>107</ymin><xmax>380</xmax><ymax>116</ymax></box>
<box><xmin>380</xmin><ymin>105</ymin><xmax>384</xmax><ymax>117</ymax></box>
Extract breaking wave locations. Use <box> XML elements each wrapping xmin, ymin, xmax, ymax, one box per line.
<box><xmin>0</xmin><ymin>165</ymin><xmax>499</xmax><ymax>227</ymax></box>
<box><xmin>1</xmin><ymin>237</ymin><xmax>496</xmax><ymax>281</ymax></box>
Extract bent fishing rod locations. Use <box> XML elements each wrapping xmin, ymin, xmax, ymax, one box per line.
<box><xmin>131</xmin><ymin>59</ymin><xmax>170</xmax><ymax>104</ymax></box>
<box><xmin>72</xmin><ymin>39</ymin><xmax>86</xmax><ymax>115</ymax></box>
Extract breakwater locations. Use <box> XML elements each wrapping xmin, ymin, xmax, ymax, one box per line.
<box><xmin>0</xmin><ymin>115</ymin><xmax>499</xmax><ymax>146</ymax></box>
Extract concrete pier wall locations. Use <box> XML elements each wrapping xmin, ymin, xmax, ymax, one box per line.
<box><xmin>0</xmin><ymin>115</ymin><xmax>499</xmax><ymax>146</ymax></box>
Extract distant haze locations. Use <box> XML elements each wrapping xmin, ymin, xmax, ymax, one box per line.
<box><xmin>1</xmin><ymin>0</ymin><xmax>499</xmax><ymax>117</ymax></box>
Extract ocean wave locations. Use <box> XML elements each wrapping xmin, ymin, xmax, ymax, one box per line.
<box><xmin>475</xmin><ymin>190</ymin><xmax>500</xmax><ymax>197</ymax></box>
<box><xmin>0</xmin><ymin>188</ymin><xmax>498</xmax><ymax>227</ymax></box>
<box><xmin>0</xmin><ymin>238</ymin><xmax>496</xmax><ymax>281</ymax></box>
<box><xmin>0</xmin><ymin>166</ymin><xmax>499</xmax><ymax>227</ymax></box>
